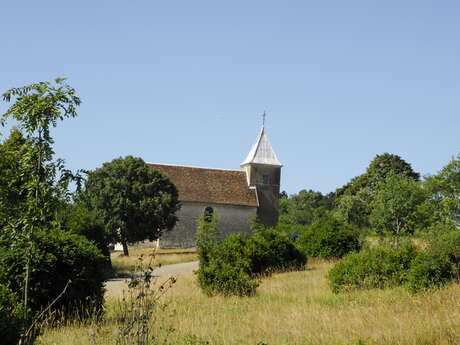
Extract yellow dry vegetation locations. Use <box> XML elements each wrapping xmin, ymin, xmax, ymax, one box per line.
<box><xmin>110</xmin><ymin>248</ymin><xmax>197</xmax><ymax>276</ymax></box>
<box><xmin>38</xmin><ymin>259</ymin><xmax>460</xmax><ymax>345</ymax></box>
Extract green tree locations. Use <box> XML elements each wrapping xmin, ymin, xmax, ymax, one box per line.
<box><xmin>279</xmin><ymin>189</ymin><xmax>334</xmax><ymax>226</ymax></box>
<box><xmin>1</xmin><ymin>78</ymin><xmax>81</xmax><ymax>329</ymax></box>
<box><xmin>370</xmin><ymin>173</ymin><xmax>427</xmax><ymax>239</ymax></box>
<box><xmin>0</xmin><ymin>79</ymin><xmax>106</xmax><ymax>344</ymax></box>
<box><xmin>0</xmin><ymin>128</ymin><xmax>30</xmax><ymax>229</ymax></box>
<box><xmin>424</xmin><ymin>154</ymin><xmax>460</xmax><ymax>225</ymax></box>
<box><xmin>334</xmin><ymin>187</ymin><xmax>373</xmax><ymax>229</ymax></box>
<box><xmin>80</xmin><ymin>156</ymin><xmax>180</xmax><ymax>256</ymax></box>
<box><xmin>366</xmin><ymin>153</ymin><xmax>420</xmax><ymax>185</ymax></box>
<box><xmin>336</xmin><ymin>153</ymin><xmax>420</xmax><ymax>197</ymax></box>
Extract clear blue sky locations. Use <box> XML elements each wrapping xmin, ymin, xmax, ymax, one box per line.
<box><xmin>1</xmin><ymin>1</ymin><xmax>459</xmax><ymax>194</ymax></box>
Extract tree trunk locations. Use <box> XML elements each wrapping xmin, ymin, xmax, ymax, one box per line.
<box><xmin>122</xmin><ymin>240</ymin><xmax>129</xmax><ymax>256</ymax></box>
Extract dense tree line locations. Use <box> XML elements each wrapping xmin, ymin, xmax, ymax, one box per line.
<box><xmin>279</xmin><ymin>152</ymin><xmax>460</xmax><ymax>239</ymax></box>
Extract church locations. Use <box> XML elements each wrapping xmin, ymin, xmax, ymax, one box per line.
<box><xmin>149</xmin><ymin>126</ymin><xmax>283</xmax><ymax>248</ymax></box>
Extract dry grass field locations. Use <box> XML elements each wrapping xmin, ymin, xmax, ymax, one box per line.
<box><xmin>110</xmin><ymin>248</ymin><xmax>197</xmax><ymax>276</ymax></box>
<box><xmin>37</xmin><ymin>258</ymin><xmax>460</xmax><ymax>345</ymax></box>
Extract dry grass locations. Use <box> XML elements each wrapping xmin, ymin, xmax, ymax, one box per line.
<box><xmin>110</xmin><ymin>248</ymin><xmax>197</xmax><ymax>276</ymax></box>
<box><xmin>38</xmin><ymin>259</ymin><xmax>460</xmax><ymax>345</ymax></box>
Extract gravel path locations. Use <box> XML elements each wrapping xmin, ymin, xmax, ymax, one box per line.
<box><xmin>105</xmin><ymin>261</ymin><xmax>198</xmax><ymax>298</ymax></box>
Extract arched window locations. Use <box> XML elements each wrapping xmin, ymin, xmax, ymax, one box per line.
<box><xmin>204</xmin><ymin>206</ymin><xmax>214</xmax><ymax>222</ymax></box>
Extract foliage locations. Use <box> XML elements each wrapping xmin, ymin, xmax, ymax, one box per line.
<box><xmin>334</xmin><ymin>187</ymin><xmax>373</xmax><ymax>229</ymax></box>
<box><xmin>0</xmin><ymin>283</ymin><xmax>23</xmax><ymax>345</ymax></box>
<box><xmin>366</xmin><ymin>153</ymin><xmax>420</xmax><ymax>185</ymax></box>
<box><xmin>408</xmin><ymin>230</ymin><xmax>460</xmax><ymax>292</ymax></box>
<box><xmin>1</xmin><ymin>79</ymin><xmax>90</xmax><ymax>343</ymax></box>
<box><xmin>328</xmin><ymin>243</ymin><xmax>419</xmax><ymax>293</ymax></box>
<box><xmin>196</xmin><ymin>216</ymin><xmax>306</xmax><ymax>296</ymax></box>
<box><xmin>336</xmin><ymin>153</ymin><xmax>420</xmax><ymax>198</ymax></box>
<box><xmin>80</xmin><ymin>156</ymin><xmax>180</xmax><ymax>256</ymax></box>
<box><xmin>406</xmin><ymin>252</ymin><xmax>453</xmax><ymax>293</ymax></box>
<box><xmin>333</xmin><ymin>153</ymin><xmax>421</xmax><ymax>231</ymax></box>
<box><xmin>0</xmin><ymin>128</ymin><xmax>30</xmax><ymax>229</ymax></box>
<box><xmin>296</xmin><ymin>215</ymin><xmax>361</xmax><ymax>259</ymax></box>
<box><xmin>424</xmin><ymin>154</ymin><xmax>460</xmax><ymax>225</ymax></box>
<box><xmin>195</xmin><ymin>210</ymin><xmax>219</xmax><ymax>266</ymax></box>
<box><xmin>1</xmin><ymin>79</ymin><xmax>83</xmax><ymax>230</ymax></box>
<box><xmin>56</xmin><ymin>204</ymin><xmax>111</xmax><ymax>258</ymax></box>
<box><xmin>196</xmin><ymin>233</ymin><xmax>259</xmax><ymax>297</ymax></box>
<box><xmin>279</xmin><ymin>189</ymin><xmax>334</xmax><ymax>226</ymax></box>
<box><xmin>430</xmin><ymin>230</ymin><xmax>460</xmax><ymax>280</ymax></box>
<box><xmin>246</xmin><ymin>228</ymin><xmax>307</xmax><ymax>274</ymax></box>
<box><xmin>0</xmin><ymin>228</ymin><xmax>106</xmax><ymax>318</ymax></box>
<box><xmin>370</xmin><ymin>173</ymin><xmax>427</xmax><ymax>238</ymax></box>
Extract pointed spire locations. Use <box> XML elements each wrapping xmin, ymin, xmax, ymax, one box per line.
<box><xmin>241</xmin><ymin>126</ymin><xmax>282</xmax><ymax>167</ymax></box>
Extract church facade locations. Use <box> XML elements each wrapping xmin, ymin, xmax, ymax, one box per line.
<box><xmin>150</xmin><ymin>126</ymin><xmax>282</xmax><ymax>248</ymax></box>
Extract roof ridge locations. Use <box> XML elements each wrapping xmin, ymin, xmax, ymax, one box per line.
<box><xmin>147</xmin><ymin>162</ymin><xmax>244</xmax><ymax>173</ymax></box>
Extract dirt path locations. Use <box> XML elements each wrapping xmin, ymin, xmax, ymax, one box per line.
<box><xmin>105</xmin><ymin>261</ymin><xmax>198</xmax><ymax>298</ymax></box>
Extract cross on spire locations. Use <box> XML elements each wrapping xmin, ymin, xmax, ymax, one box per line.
<box><xmin>262</xmin><ymin>111</ymin><xmax>266</xmax><ymax>127</ymax></box>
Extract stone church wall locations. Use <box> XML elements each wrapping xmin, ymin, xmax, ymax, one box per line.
<box><xmin>159</xmin><ymin>201</ymin><xmax>257</xmax><ymax>248</ymax></box>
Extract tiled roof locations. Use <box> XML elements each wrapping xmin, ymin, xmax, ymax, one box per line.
<box><xmin>148</xmin><ymin>164</ymin><xmax>258</xmax><ymax>207</ymax></box>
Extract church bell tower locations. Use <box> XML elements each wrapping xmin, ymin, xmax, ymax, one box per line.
<box><xmin>241</xmin><ymin>125</ymin><xmax>282</xmax><ymax>228</ymax></box>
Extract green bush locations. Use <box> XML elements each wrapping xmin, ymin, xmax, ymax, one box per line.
<box><xmin>406</xmin><ymin>231</ymin><xmax>460</xmax><ymax>292</ymax></box>
<box><xmin>328</xmin><ymin>244</ymin><xmax>418</xmax><ymax>293</ymax></box>
<box><xmin>56</xmin><ymin>204</ymin><xmax>111</xmax><ymax>258</ymax></box>
<box><xmin>196</xmin><ymin>234</ymin><xmax>259</xmax><ymax>296</ymax></box>
<box><xmin>429</xmin><ymin>230</ymin><xmax>460</xmax><ymax>280</ymax></box>
<box><xmin>196</xmin><ymin>227</ymin><xmax>307</xmax><ymax>296</ymax></box>
<box><xmin>297</xmin><ymin>216</ymin><xmax>361</xmax><ymax>259</ymax></box>
<box><xmin>0</xmin><ymin>283</ymin><xmax>23</xmax><ymax>345</ymax></box>
<box><xmin>0</xmin><ymin>228</ymin><xmax>106</xmax><ymax>318</ymax></box>
<box><xmin>247</xmin><ymin>228</ymin><xmax>307</xmax><ymax>274</ymax></box>
<box><xmin>406</xmin><ymin>252</ymin><xmax>453</xmax><ymax>293</ymax></box>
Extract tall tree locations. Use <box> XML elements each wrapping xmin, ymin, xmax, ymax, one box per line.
<box><xmin>279</xmin><ymin>189</ymin><xmax>333</xmax><ymax>226</ymax></box>
<box><xmin>80</xmin><ymin>156</ymin><xmax>180</xmax><ymax>256</ymax></box>
<box><xmin>366</xmin><ymin>153</ymin><xmax>420</xmax><ymax>186</ymax></box>
<box><xmin>334</xmin><ymin>187</ymin><xmax>373</xmax><ymax>229</ymax></box>
<box><xmin>424</xmin><ymin>154</ymin><xmax>460</xmax><ymax>225</ymax></box>
<box><xmin>336</xmin><ymin>153</ymin><xmax>420</xmax><ymax>197</ymax></box>
<box><xmin>1</xmin><ymin>78</ymin><xmax>82</xmax><ymax>342</ymax></box>
<box><xmin>370</xmin><ymin>173</ymin><xmax>427</xmax><ymax>240</ymax></box>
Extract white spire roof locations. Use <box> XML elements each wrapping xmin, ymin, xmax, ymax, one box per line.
<box><xmin>241</xmin><ymin>127</ymin><xmax>282</xmax><ymax>167</ymax></box>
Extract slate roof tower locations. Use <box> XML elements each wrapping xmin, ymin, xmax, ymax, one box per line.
<box><xmin>241</xmin><ymin>126</ymin><xmax>282</xmax><ymax>228</ymax></box>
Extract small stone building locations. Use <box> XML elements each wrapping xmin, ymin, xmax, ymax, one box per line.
<box><xmin>149</xmin><ymin>126</ymin><xmax>282</xmax><ymax>248</ymax></box>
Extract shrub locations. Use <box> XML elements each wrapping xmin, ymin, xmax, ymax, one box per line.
<box><xmin>57</xmin><ymin>204</ymin><xmax>111</xmax><ymax>258</ymax></box>
<box><xmin>0</xmin><ymin>228</ymin><xmax>106</xmax><ymax>319</ymax></box>
<box><xmin>406</xmin><ymin>230</ymin><xmax>460</xmax><ymax>292</ymax></box>
<box><xmin>196</xmin><ymin>234</ymin><xmax>258</xmax><ymax>296</ymax></box>
<box><xmin>328</xmin><ymin>243</ymin><xmax>418</xmax><ymax>293</ymax></box>
<box><xmin>0</xmin><ymin>283</ymin><xmax>23</xmax><ymax>345</ymax></box>
<box><xmin>406</xmin><ymin>252</ymin><xmax>453</xmax><ymax>293</ymax></box>
<box><xmin>429</xmin><ymin>230</ymin><xmax>460</xmax><ymax>281</ymax></box>
<box><xmin>246</xmin><ymin>228</ymin><xmax>307</xmax><ymax>274</ymax></box>
<box><xmin>196</xmin><ymin>223</ymin><xmax>307</xmax><ymax>296</ymax></box>
<box><xmin>297</xmin><ymin>216</ymin><xmax>361</xmax><ymax>259</ymax></box>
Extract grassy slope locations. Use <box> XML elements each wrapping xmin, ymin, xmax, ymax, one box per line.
<box><xmin>38</xmin><ymin>259</ymin><xmax>460</xmax><ymax>345</ymax></box>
